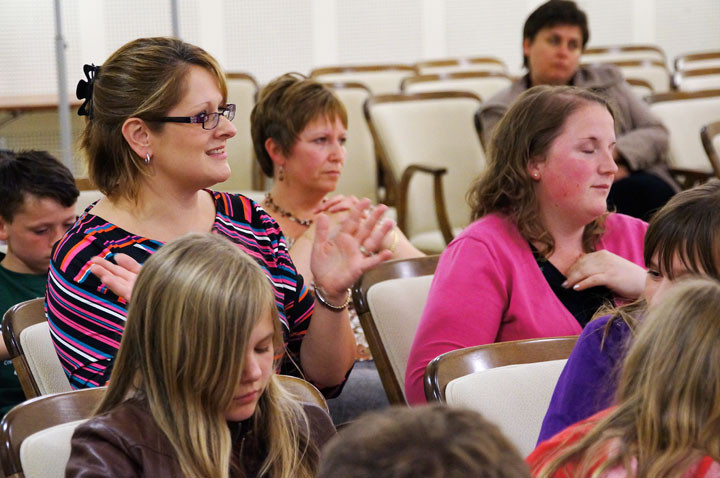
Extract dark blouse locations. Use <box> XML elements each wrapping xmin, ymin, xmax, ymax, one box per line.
<box><xmin>532</xmin><ymin>245</ymin><xmax>614</xmax><ymax>328</ymax></box>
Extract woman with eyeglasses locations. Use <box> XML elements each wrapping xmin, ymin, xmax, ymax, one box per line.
<box><xmin>46</xmin><ymin>37</ymin><xmax>392</xmax><ymax>396</ymax></box>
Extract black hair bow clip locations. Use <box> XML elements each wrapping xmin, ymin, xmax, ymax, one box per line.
<box><xmin>76</xmin><ymin>63</ymin><xmax>100</xmax><ymax>118</ymax></box>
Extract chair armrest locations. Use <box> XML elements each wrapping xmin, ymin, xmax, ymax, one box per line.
<box><xmin>397</xmin><ymin>164</ymin><xmax>454</xmax><ymax>245</ymax></box>
<box><xmin>667</xmin><ymin>167</ymin><xmax>713</xmax><ymax>190</ymax></box>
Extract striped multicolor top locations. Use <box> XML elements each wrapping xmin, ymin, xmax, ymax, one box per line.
<box><xmin>46</xmin><ymin>191</ymin><xmax>314</xmax><ymax>390</ymax></box>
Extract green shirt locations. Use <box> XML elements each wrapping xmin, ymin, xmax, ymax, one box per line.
<box><xmin>0</xmin><ymin>253</ymin><xmax>47</xmax><ymax>415</ymax></box>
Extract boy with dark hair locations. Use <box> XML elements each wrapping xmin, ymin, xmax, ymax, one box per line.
<box><xmin>317</xmin><ymin>405</ymin><xmax>530</xmax><ymax>478</ymax></box>
<box><xmin>0</xmin><ymin>150</ymin><xmax>78</xmax><ymax>414</ymax></box>
<box><xmin>478</xmin><ymin>0</ymin><xmax>676</xmax><ymax>221</ymax></box>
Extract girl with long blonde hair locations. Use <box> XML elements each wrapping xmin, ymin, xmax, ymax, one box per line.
<box><xmin>66</xmin><ymin>233</ymin><xmax>335</xmax><ymax>477</ymax></box>
<box><xmin>528</xmin><ymin>278</ymin><xmax>720</xmax><ymax>477</ymax></box>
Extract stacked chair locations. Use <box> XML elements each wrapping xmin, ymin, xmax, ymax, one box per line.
<box><xmin>401</xmin><ymin>71</ymin><xmax>513</xmax><ymax>102</ymax></box>
<box><xmin>365</xmin><ymin>91</ymin><xmax>486</xmax><ymax>253</ymax></box>
<box><xmin>647</xmin><ymin>89</ymin><xmax>720</xmax><ymax>184</ymax></box>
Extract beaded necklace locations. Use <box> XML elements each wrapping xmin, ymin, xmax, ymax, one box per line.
<box><xmin>263</xmin><ymin>192</ymin><xmax>314</xmax><ymax>227</ymax></box>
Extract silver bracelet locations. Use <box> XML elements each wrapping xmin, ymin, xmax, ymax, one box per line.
<box><xmin>311</xmin><ymin>281</ymin><xmax>351</xmax><ymax>311</ymax></box>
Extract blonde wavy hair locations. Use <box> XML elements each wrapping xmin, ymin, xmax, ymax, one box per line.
<box><xmin>533</xmin><ymin>278</ymin><xmax>720</xmax><ymax>477</ymax></box>
<box><xmin>96</xmin><ymin>233</ymin><xmax>316</xmax><ymax>478</ymax></box>
<box><xmin>468</xmin><ymin>85</ymin><xmax>614</xmax><ymax>256</ymax></box>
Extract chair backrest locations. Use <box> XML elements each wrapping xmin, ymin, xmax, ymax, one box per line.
<box><xmin>2</xmin><ymin>298</ymin><xmax>72</xmax><ymax>399</ymax></box>
<box><xmin>216</xmin><ymin>72</ymin><xmax>264</xmax><ymax>191</ymax></box>
<box><xmin>581</xmin><ymin>44</ymin><xmax>666</xmax><ymax>65</ymax></box>
<box><xmin>364</xmin><ymin>92</ymin><xmax>486</xmax><ymax>253</ymax></box>
<box><xmin>673</xmin><ymin>67</ymin><xmax>720</xmax><ymax>92</ymax></box>
<box><xmin>0</xmin><ymin>387</ymin><xmax>106</xmax><ymax>478</ymax></box>
<box><xmin>414</xmin><ymin>56</ymin><xmax>507</xmax><ymax>75</ymax></box>
<box><xmin>625</xmin><ymin>77</ymin><xmax>654</xmax><ymax>99</ymax></box>
<box><xmin>351</xmin><ymin>255</ymin><xmax>440</xmax><ymax>404</ymax></box>
<box><xmin>424</xmin><ymin>335</ymin><xmax>578</xmax><ymax>403</ymax></box>
<box><xmin>648</xmin><ymin>89</ymin><xmax>720</xmax><ymax>173</ymax></box>
<box><xmin>445</xmin><ymin>359</ymin><xmax>568</xmax><ymax>457</ymax></box>
<box><xmin>675</xmin><ymin>50</ymin><xmax>720</xmax><ymax>72</ymax></box>
<box><xmin>277</xmin><ymin>375</ymin><xmax>328</xmax><ymax>413</ymax></box>
<box><xmin>582</xmin><ymin>60</ymin><xmax>671</xmax><ymax>93</ymax></box>
<box><xmin>401</xmin><ymin>71</ymin><xmax>513</xmax><ymax>102</ymax></box>
<box><xmin>321</xmin><ymin>82</ymin><xmax>378</xmax><ymax>201</ymax></box>
<box><xmin>310</xmin><ymin>64</ymin><xmax>417</xmax><ymax>95</ymax></box>
<box><xmin>701</xmin><ymin>120</ymin><xmax>720</xmax><ymax>179</ymax></box>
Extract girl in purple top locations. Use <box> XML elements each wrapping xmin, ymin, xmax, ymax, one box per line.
<box><xmin>539</xmin><ymin>179</ymin><xmax>720</xmax><ymax>442</ymax></box>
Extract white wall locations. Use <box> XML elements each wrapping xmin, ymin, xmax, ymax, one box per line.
<box><xmin>1</xmin><ymin>0</ymin><xmax>718</xmax><ymax>173</ymax></box>
<box><xmin>2</xmin><ymin>0</ymin><xmax>719</xmax><ymax>95</ymax></box>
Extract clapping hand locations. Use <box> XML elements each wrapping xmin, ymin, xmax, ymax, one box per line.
<box><xmin>310</xmin><ymin>198</ymin><xmax>393</xmax><ymax>297</ymax></box>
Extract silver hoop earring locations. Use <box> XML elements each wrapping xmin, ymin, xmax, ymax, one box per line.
<box><xmin>145</xmin><ymin>153</ymin><xmax>151</xmax><ymax>165</ymax></box>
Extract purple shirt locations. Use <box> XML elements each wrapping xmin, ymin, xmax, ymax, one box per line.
<box><xmin>537</xmin><ymin>313</ymin><xmax>632</xmax><ymax>443</ymax></box>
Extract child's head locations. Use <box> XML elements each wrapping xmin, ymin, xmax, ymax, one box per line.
<box><xmin>534</xmin><ymin>278</ymin><xmax>720</xmax><ymax>477</ymax></box>
<box><xmin>0</xmin><ymin>150</ymin><xmax>79</xmax><ymax>274</ymax></box>
<box><xmin>317</xmin><ymin>405</ymin><xmax>530</xmax><ymax>478</ymax></box>
<box><xmin>642</xmin><ymin>179</ymin><xmax>720</xmax><ymax>307</ymax></box>
<box><xmin>100</xmin><ymin>233</ymin><xmax>314</xmax><ymax>478</ymax></box>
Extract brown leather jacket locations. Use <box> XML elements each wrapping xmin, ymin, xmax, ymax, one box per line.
<box><xmin>65</xmin><ymin>398</ymin><xmax>336</xmax><ymax>477</ymax></box>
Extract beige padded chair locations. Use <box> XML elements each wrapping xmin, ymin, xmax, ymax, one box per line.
<box><xmin>277</xmin><ymin>375</ymin><xmax>328</xmax><ymax>412</ymax></box>
<box><xmin>424</xmin><ymin>336</ymin><xmax>578</xmax><ymax>457</ymax></box>
<box><xmin>216</xmin><ymin>72</ymin><xmax>264</xmax><ymax>191</ymax></box>
<box><xmin>310</xmin><ymin>64</ymin><xmax>417</xmax><ymax>95</ymax></box>
<box><xmin>2</xmin><ymin>298</ymin><xmax>71</xmax><ymax>399</ymax></box>
<box><xmin>673</xmin><ymin>67</ymin><xmax>720</xmax><ymax>92</ymax></box>
<box><xmin>0</xmin><ymin>387</ymin><xmax>106</xmax><ymax>478</ymax></box>
<box><xmin>581</xmin><ymin>44</ymin><xmax>666</xmax><ymax>65</ymax></box>
<box><xmin>701</xmin><ymin>120</ymin><xmax>720</xmax><ymax>179</ymax></box>
<box><xmin>351</xmin><ymin>255</ymin><xmax>440</xmax><ymax>404</ymax></box>
<box><xmin>446</xmin><ymin>360</ymin><xmax>568</xmax><ymax>457</ymax></box>
<box><xmin>581</xmin><ymin>60</ymin><xmax>671</xmax><ymax>93</ymax></box>
<box><xmin>424</xmin><ymin>336</ymin><xmax>578</xmax><ymax>403</ymax></box>
<box><xmin>648</xmin><ymin>89</ymin><xmax>720</xmax><ymax>174</ymax></box>
<box><xmin>321</xmin><ymin>82</ymin><xmax>379</xmax><ymax>202</ymax></box>
<box><xmin>625</xmin><ymin>77</ymin><xmax>654</xmax><ymax>99</ymax></box>
<box><xmin>675</xmin><ymin>50</ymin><xmax>720</xmax><ymax>72</ymax></box>
<box><xmin>414</xmin><ymin>56</ymin><xmax>507</xmax><ymax>76</ymax></box>
<box><xmin>364</xmin><ymin>92</ymin><xmax>486</xmax><ymax>253</ymax></box>
<box><xmin>401</xmin><ymin>71</ymin><xmax>513</xmax><ymax>102</ymax></box>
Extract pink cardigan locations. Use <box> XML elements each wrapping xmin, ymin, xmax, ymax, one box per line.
<box><xmin>404</xmin><ymin>213</ymin><xmax>647</xmax><ymax>404</ymax></box>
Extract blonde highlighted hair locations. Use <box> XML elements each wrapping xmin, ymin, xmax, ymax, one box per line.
<box><xmin>96</xmin><ymin>233</ymin><xmax>316</xmax><ymax>478</ymax></box>
<box><xmin>533</xmin><ymin>278</ymin><xmax>720</xmax><ymax>477</ymax></box>
<box><xmin>80</xmin><ymin>37</ymin><xmax>227</xmax><ymax>201</ymax></box>
<box><xmin>468</xmin><ymin>85</ymin><xmax>614</xmax><ymax>256</ymax></box>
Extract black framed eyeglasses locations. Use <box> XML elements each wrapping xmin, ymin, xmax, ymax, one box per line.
<box><xmin>149</xmin><ymin>104</ymin><xmax>236</xmax><ymax>130</ymax></box>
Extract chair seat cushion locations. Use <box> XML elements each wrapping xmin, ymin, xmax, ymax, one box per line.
<box><xmin>445</xmin><ymin>359</ymin><xmax>567</xmax><ymax>457</ymax></box>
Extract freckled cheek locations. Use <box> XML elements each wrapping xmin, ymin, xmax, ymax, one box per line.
<box><xmin>544</xmin><ymin>176</ymin><xmax>584</xmax><ymax>202</ymax></box>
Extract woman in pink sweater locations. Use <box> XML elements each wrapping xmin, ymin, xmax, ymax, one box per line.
<box><xmin>405</xmin><ymin>86</ymin><xmax>647</xmax><ymax>403</ymax></box>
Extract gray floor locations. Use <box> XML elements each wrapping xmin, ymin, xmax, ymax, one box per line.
<box><xmin>327</xmin><ymin>360</ymin><xmax>390</xmax><ymax>426</ymax></box>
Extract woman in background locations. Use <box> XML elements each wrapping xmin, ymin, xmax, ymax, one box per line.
<box><xmin>405</xmin><ymin>85</ymin><xmax>648</xmax><ymax>403</ymax></box>
<box><xmin>66</xmin><ymin>233</ymin><xmax>335</xmax><ymax>478</ymax></box>
<box><xmin>529</xmin><ymin>278</ymin><xmax>720</xmax><ymax>477</ymax></box>
<box><xmin>251</xmin><ymin>73</ymin><xmax>423</xmax><ymax>361</ymax></box>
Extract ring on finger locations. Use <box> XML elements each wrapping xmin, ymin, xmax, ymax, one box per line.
<box><xmin>359</xmin><ymin>244</ymin><xmax>374</xmax><ymax>257</ymax></box>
